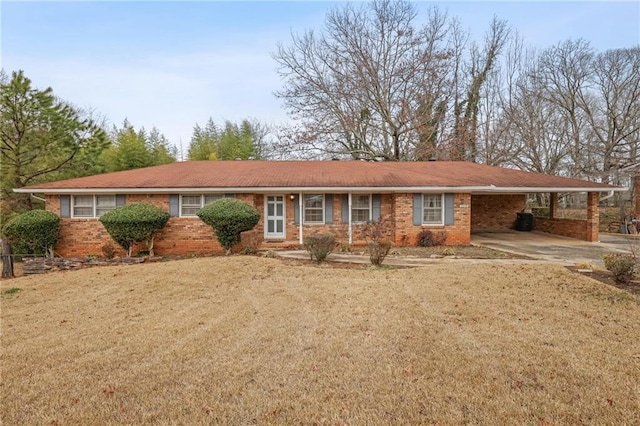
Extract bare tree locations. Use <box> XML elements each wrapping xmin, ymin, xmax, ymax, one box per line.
<box><xmin>581</xmin><ymin>48</ymin><xmax>640</xmax><ymax>182</ymax></box>
<box><xmin>274</xmin><ymin>0</ymin><xmax>454</xmax><ymax>160</ymax></box>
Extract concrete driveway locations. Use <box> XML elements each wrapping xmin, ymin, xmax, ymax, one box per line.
<box><xmin>472</xmin><ymin>231</ymin><xmax>638</xmax><ymax>266</ymax></box>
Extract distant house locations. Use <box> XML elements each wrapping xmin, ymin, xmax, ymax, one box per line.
<box><xmin>15</xmin><ymin>161</ymin><xmax>623</xmax><ymax>257</ymax></box>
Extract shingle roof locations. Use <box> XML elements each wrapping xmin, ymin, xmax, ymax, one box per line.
<box><xmin>15</xmin><ymin>161</ymin><xmax>621</xmax><ymax>193</ymax></box>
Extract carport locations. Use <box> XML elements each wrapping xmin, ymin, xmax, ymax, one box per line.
<box><xmin>472</xmin><ymin>230</ymin><xmax>635</xmax><ymax>266</ymax></box>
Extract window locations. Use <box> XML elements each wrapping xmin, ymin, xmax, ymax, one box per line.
<box><xmin>303</xmin><ymin>194</ymin><xmax>324</xmax><ymax>223</ymax></box>
<box><xmin>180</xmin><ymin>194</ymin><xmax>226</xmax><ymax>216</ymax></box>
<box><xmin>422</xmin><ymin>194</ymin><xmax>444</xmax><ymax>225</ymax></box>
<box><xmin>72</xmin><ymin>195</ymin><xmax>116</xmax><ymax>218</ymax></box>
<box><xmin>352</xmin><ymin>194</ymin><xmax>371</xmax><ymax>223</ymax></box>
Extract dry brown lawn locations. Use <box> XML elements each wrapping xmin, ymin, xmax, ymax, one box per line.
<box><xmin>1</xmin><ymin>257</ymin><xmax>639</xmax><ymax>425</ymax></box>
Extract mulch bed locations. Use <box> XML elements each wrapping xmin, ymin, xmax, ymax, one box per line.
<box><xmin>568</xmin><ymin>266</ymin><xmax>640</xmax><ymax>296</ymax></box>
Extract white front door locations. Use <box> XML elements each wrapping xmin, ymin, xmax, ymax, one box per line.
<box><xmin>265</xmin><ymin>195</ymin><xmax>285</xmax><ymax>239</ymax></box>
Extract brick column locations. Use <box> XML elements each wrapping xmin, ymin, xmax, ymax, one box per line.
<box><xmin>549</xmin><ymin>192</ymin><xmax>557</xmax><ymax>218</ymax></box>
<box><xmin>586</xmin><ymin>192</ymin><xmax>599</xmax><ymax>242</ymax></box>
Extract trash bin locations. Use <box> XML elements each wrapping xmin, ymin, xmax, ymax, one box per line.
<box><xmin>515</xmin><ymin>212</ymin><xmax>533</xmax><ymax>232</ymax></box>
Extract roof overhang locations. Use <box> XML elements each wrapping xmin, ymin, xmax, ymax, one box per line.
<box><xmin>14</xmin><ymin>186</ymin><xmax>627</xmax><ymax>194</ymax></box>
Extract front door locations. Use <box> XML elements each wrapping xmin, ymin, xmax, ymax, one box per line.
<box><xmin>265</xmin><ymin>195</ymin><xmax>285</xmax><ymax>239</ymax></box>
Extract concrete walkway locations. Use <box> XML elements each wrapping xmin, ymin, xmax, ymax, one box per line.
<box><xmin>276</xmin><ymin>231</ymin><xmax>637</xmax><ymax>267</ymax></box>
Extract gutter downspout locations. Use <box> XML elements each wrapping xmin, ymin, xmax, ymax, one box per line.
<box><xmin>298</xmin><ymin>193</ymin><xmax>303</xmax><ymax>245</ymax></box>
<box><xmin>599</xmin><ymin>190</ymin><xmax>615</xmax><ymax>202</ymax></box>
<box><xmin>31</xmin><ymin>194</ymin><xmax>46</xmax><ymax>202</ymax></box>
<box><xmin>348</xmin><ymin>193</ymin><xmax>352</xmax><ymax>245</ymax></box>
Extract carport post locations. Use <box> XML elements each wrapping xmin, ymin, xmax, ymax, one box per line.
<box><xmin>549</xmin><ymin>193</ymin><xmax>557</xmax><ymax>219</ymax></box>
<box><xmin>586</xmin><ymin>192</ymin><xmax>599</xmax><ymax>242</ymax></box>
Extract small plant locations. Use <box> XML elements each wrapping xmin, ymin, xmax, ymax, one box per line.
<box><xmin>2</xmin><ymin>287</ymin><xmax>21</xmax><ymax>296</ymax></box>
<box><xmin>361</xmin><ymin>217</ymin><xmax>393</xmax><ymax>266</ymax></box>
<box><xmin>264</xmin><ymin>250</ymin><xmax>278</xmax><ymax>258</ymax></box>
<box><xmin>102</xmin><ymin>243</ymin><xmax>117</xmax><ymax>260</ymax></box>
<box><xmin>338</xmin><ymin>242</ymin><xmax>351</xmax><ymax>253</ymax></box>
<box><xmin>304</xmin><ymin>233</ymin><xmax>335</xmax><ymax>262</ymax></box>
<box><xmin>369</xmin><ymin>240</ymin><xmax>391</xmax><ymax>266</ymax></box>
<box><xmin>416</xmin><ymin>229</ymin><xmax>447</xmax><ymax>247</ymax></box>
<box><xmin>603</xmin><ymin>253</ymin><xmax>636</xmax><ymax>283</ymax></box>
<box><xmin>197</xmin><ymin>198</ymin><xmax>260</xmax><ymax>255</ymax></box>
<box><xmin>2</xmin><ymin>209</ymin><xmax>60</xmax><ymax>257</ymax></box>
<box><xmin>441</xmin><ymin>247</ymin><xmax>456</xmax><ymax>256</ymax></box>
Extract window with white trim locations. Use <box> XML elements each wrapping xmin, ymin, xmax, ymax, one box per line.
<box><xmin>352</xmin><ymin>194</ymin><xmax>371</xmax><ymax>223</ymax></box>
<box><xmin>72</xmin><ymin>195</ymin><xmax>116</xmax><ymax>218</ymax></box>
<box><xmin>303</xmin><ymin>194</ymin><xmax>324</xmax><ymax>223</ymax></box>
<box><xmin>422</xmin><ymin>194</ymin><xmax>444</xmax><ymax>225</ymax></box>
<box><xmin>180</xmin><ymin>194</ymin><xmax>226</xmax><ymax>216</ymax></box>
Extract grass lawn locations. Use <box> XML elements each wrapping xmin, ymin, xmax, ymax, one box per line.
<box><xmin>1</xmin><ymin>257</ymin><xmax>639</xmax><ymax>424</ymax></box>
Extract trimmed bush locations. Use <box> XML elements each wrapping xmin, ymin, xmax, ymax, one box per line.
<box><xmin>197</xmin><ymin>198</ymin><xmax>260</xmax><ymax>254</ymax></box>
<box><xmin>99</xmin><ymin>203</ymin><xmax>170</xmax><ymax>257</ymax></box>
<box><xmin>304</xmin><ymin>233</ymin><xmax>335</xmax><ymax>262</ymax></box>
<box><xmin>2</xmin><ymin>209</ymin><xmax>60</xmax><ymax>257</ymax></box>
<box><xmin>416</xmin><ymin>229</ymin><xmax>447</xmax><ymax>247</ymax></box>
<box><xmin>603</xmin><ymin>253</ymin><xmax>636</xmax><ymax>283</ymax></box>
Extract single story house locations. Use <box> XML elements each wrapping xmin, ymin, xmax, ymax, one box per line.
<box><xmin>14</xmin><ymin>161</ymin><xmax>624</xmax><ymax>257</ymax></box>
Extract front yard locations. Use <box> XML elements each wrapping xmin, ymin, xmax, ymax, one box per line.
<box><xmin>1</xmin><ymin>257</ymin><xmax>639</xmax><ymax>424</ymax></box>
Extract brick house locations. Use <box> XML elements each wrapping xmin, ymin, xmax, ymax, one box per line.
<box><xmin>15</xmin><ymin>161</ymin><xmax>623</xmax><ymax>257</ymax></box>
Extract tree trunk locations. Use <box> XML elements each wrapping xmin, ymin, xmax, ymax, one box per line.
<box><xmin>1</xmin><ymin>239</ymin><xmax>15</xmax><ymax>279</ymax></box>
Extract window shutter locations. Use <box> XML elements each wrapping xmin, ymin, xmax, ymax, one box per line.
<box><xmin>169</xmin><ymin>194</ymin><xmax>179</xmax><ymax>217</ymax></box>
<box><xmin>115</xmin><ymin>194</ymin><xmax>126</xmax><ymax>207</ymax></box>
<box><xmin>293</xmin><ymin>195</ymin><xmax>300</xmax><ymax>225</ymax></box>
<box><xmin>60</xmin><ymin>195</ymin><xmax>70</xmax><ymax>218</ymax></box>
<box><xmin>341</xmin><ymin>194</ymin><xmax>349</xmax><ymax>223</ymax></box>
<box><xmin>444</xmin><ymin>193</ymin><xmax>454</xmax><ymax>225</ymax></box>
<box><xmin>224</xmin><ymin>193</ymin><xmax>234</xmax><ymax>198</ymax></box>
<box><xmin>324</xmin><ymin>194</ymin><xmax>333</xmax><ymax>224</ymax></box>
<box><xmin>372</xmin><ymin>194</ymin><xmax>381</xmax><ymax>221</ymax></box>
<box><xmin>412</xmin><ymin>194</ymin><xmax>422</xmax><ymax>226</ymax></box>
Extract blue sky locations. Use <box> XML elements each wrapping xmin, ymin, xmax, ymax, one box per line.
<box><xmin>2</xmin><ymin>1</ymin><xmax>639</xmax><ymax>153</ymax></box>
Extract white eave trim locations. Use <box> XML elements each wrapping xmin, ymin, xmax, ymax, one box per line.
<box><xmin>14</xmin><ymin>185</ymin><xmax>627</xmax><ymax>194</ymax></box>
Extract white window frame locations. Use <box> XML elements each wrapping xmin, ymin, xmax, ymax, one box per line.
<box><xmin>422</xmin><ymin>193</ymin><xmax>444</xmax><ymax>225</ymax></box>
<box><xmin>351</xmin><ymin>194</ymin><xmax>372</xmax><ymax>224</ymax></box>
<box><xmin>71</xmin><ymin>195</ymin><xmax>116</xmax><ymax>218</ymax></box>
<box><xmin>179</xmin><ymin>194</ymin><xmax>226</xmax><ymax>217</ymax></box>
<box><xmin>303</xmin><ymin>194</ymin><xmax>324</xmax><ymax>224</ymax></box>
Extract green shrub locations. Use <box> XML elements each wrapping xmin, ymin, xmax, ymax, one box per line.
<box><xmin>369</xmin><ymin>240</ymin><xmax>391</xmax><ymax>266</ymax></box>
<box><xmin>416</xmin><ymin>229</ymin><xmax>447</xmax><ymax>247</ymax></box>
<box><xmin>603</xmin><ymin>253</ymin><xmax>636</xmax><ymax>283</ymax></box>
<box><xmin>304</xmin><ymin>233</ymin><xmax>335</xmax><ymax>262</ymax></box>
<box><xmin>2</xmin><ymin>209</ymin><xmax>60</xmax><ymax>257</ymax></box>
<box><xmin>197</xmin><ymin>198</ymin><xmax>260</xmax><ymax>254</ymax></box>
<box><xmin>99</xmin><ymin>203</ymin><xmax>170</xmax><ymax>257</ymax></box>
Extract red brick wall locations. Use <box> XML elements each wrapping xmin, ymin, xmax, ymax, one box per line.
<box><xmin>534</xmin><ymin>191</ymin><xmax>599</xmax><ymax>242</ymax></box>
<box><xmin>533</xmin><ymin>218</ymin><xmax>589</xmax><ymax>240</ymax></box>
<box><xmin>471</xmin><ymin>194</ymin><xmax>525</xmax><ymax>232</ymax></box>
<box><xmin>394</xmin><ymin>193</ymin><xmax>471</xmax><ymax>246</ymax></box>
<box><xmin>46</xmin><ymin>192</ymin><xmax>474</xmax><ymax>256</ymax></box>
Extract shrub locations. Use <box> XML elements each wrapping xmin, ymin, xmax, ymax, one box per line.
<box><xmin>416</xmin><ymin>229</ymin><xmax>447</xmax><ymax>247</ymax></box>
<box><xmin>603</xmin><ymin>253</ymin><xmax>636</xmax><ymax>283</ymax></box>
<box><xmin>197</xmin><ymin>198</ymin><xmax>260</xmax><ymax>254</ymax></box>
<box><xmin>369</xmin><ymin>240</ymin><xmax>391</xmax><ymax>266</ymax></box>
<box><xmin>101</xmin><ymin>242</ymin><xmax>117</xmax><ymax>259</ymax></box>
<box><xmin>99</xmin><ymin>203</ymin><xmax>170</xmax><ymax>257</ymax></box>
<box><xmin>360</xmin><ymin>217</ymin><xmax>392</xmax><ymax>266</ymax></box>
<box><xmin>2</xmin><ymin>209</ymin><xmax>60</xmax><ymax>257</ymax></box>
<box><xmin>304</xmin><ymin>233</ymin><xmax>335</xmax><ymax>262</ymax></box>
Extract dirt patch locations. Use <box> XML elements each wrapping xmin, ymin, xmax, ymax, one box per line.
<box><xmin>2</xmin><ymin>258</ymin><xmax>639</xmax><ymax>425</ymax></box>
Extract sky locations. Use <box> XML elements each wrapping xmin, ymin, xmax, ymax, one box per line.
<box><xmin>2</xmin><ymin>1</ymin><xmax>639</xmax><ymax>155</ymax></box>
